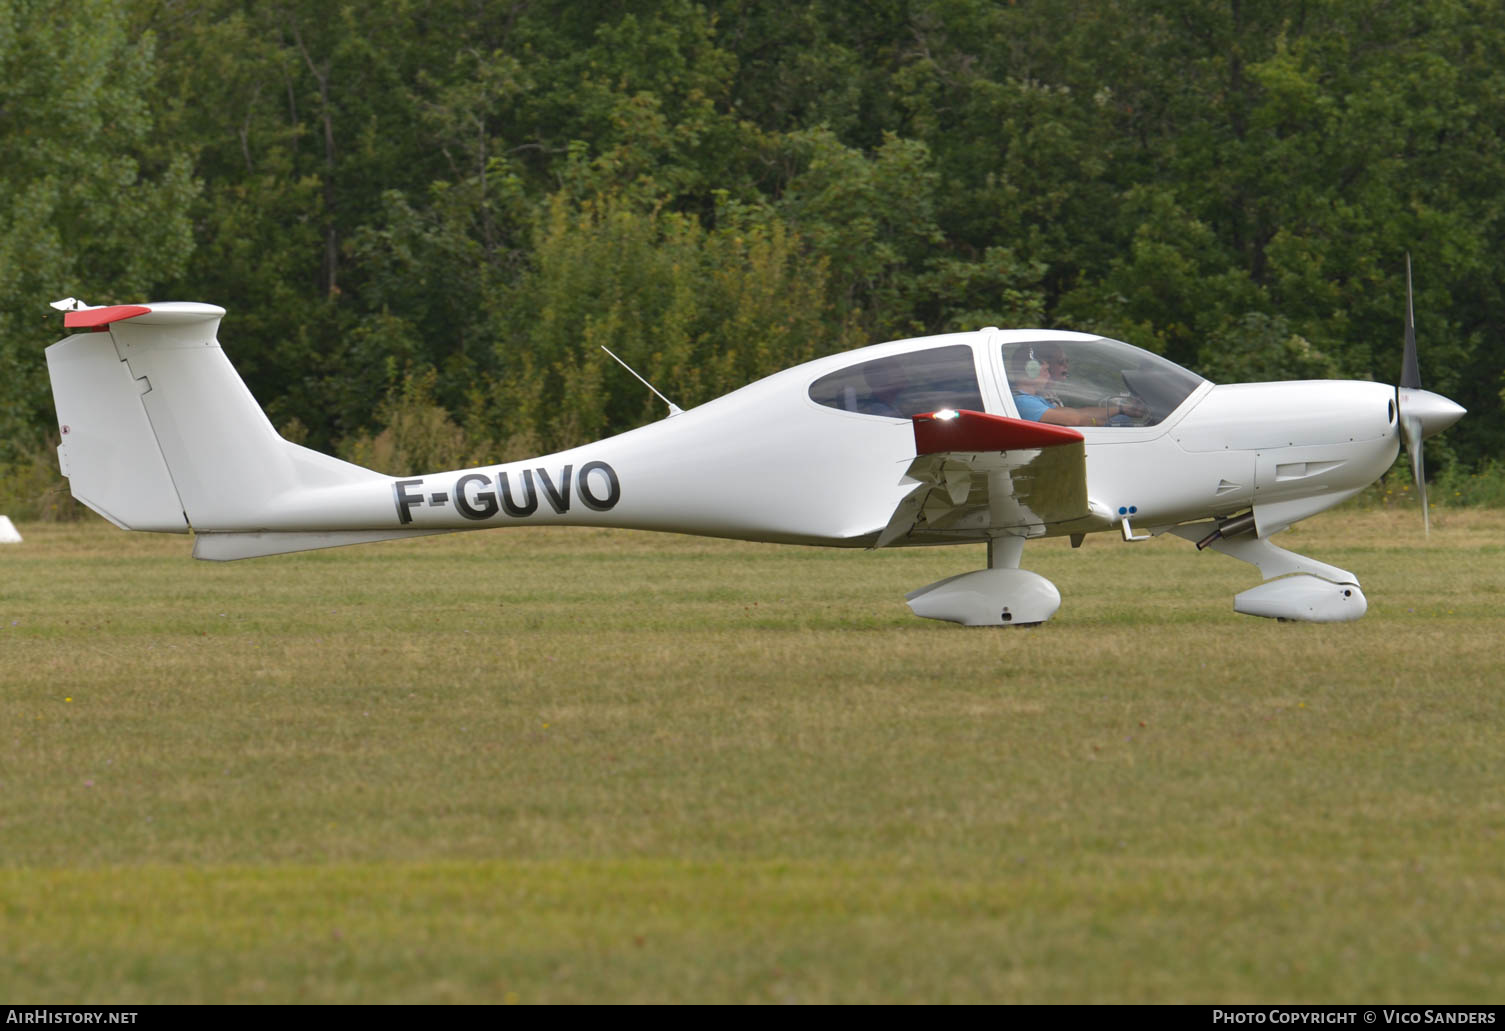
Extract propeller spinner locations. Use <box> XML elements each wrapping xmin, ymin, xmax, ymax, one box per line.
<box><xmin>1395</xmin><ymin>254</ymin><xmax>1466</xmax><ymax>534</ymax></box>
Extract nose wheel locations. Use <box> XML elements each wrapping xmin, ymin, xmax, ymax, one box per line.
<box><xmin>1171</xmin><ymin>522</ymin><xmax>1368</xmax><ymax>623</ymax></box>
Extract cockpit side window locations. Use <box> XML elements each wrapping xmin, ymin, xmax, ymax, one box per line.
<box><xmin>808</xmin><ymin>344</ymin><xmax>984</xmax><ymax>418</ymax></box>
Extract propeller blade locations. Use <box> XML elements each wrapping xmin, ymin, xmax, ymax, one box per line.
<box><xmin>1400</xmin><ymin>253</ymin><xmax>1421</xmax><ymax>390</ymax></box>
<box><xmin>1397</xmin><ymin>254</ymin><xmax>1428</xmax><ymax>535</ymax></box>
<box><xmin>1400</xmin><ymin>413</ymin><xmax>1428</xmax><ymax>536</ymax></box>
<box><xmin>1392</xmin><ymin>256</ymin><xmax>1469</xmax><ymax>536</ymax></box>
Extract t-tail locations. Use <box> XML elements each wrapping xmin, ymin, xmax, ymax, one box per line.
<box><xmin>45</xmin><ymin>301</ymin><xmax>449</xmax><ymax>560</ymax></box>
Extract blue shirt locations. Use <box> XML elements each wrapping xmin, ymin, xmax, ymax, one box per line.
<box><xmin>1013</xmin><ymin>393</ymin><xmax>1057</xmax><ymax>422</ymax></box>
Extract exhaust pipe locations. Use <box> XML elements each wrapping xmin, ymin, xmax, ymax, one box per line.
<box><xmin>1196</xmin><ymin>511</ymin><xmax>1257</xmax><ymax>551</ymax></box>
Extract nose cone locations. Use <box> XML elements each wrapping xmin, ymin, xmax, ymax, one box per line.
<box><xmin>1398</xmin><ymin>387</ymin><xmax>1466</xmax><ymax>439</ymax></box>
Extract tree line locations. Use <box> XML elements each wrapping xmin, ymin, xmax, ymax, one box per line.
<box><xmin>3</xmin><ymin>0</ymin><xmax>1501</xmax><ymax>502</ymax></box>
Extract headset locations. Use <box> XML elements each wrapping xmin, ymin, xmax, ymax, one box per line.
<box><xmin>1022</xmin><ymin>346</ymin><xmax>1041</xmax><ymax>379</ymax></box>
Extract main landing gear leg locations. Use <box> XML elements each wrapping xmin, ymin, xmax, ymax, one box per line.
<box><xmin>1170</xmin><ymin>523</ymin><xmax>1367</xmax><ymax>623</ymax></box>
<box><xmin>905</xmin><ymin>534</ymin><xmax>1062</xmax><ymax>626</ymax></box>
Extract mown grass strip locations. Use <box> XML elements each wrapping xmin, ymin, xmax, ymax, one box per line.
<box><xmin>5</xmin><ymin>855</ymin><xmax>1503</xmax><ymax>1003</ymax></box>
<box><xmin>2</xmin><ymin>509</ymin><xmax>1503</xmax><ymax>1001</ymax></box>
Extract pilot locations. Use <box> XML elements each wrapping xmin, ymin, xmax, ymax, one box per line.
<box><xmin>1009</xmin><ymin>345</ymin><xmax>1145</xmax><ymax>426</ymax></box>
<box><xmin>1038</xmin><ymin>344</ymin><xmax>1069</xmax><ymax>406</ymax></box>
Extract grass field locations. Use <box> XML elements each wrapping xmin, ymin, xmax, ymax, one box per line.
<box><xmin>2</xmin><ymin>508</ymin><xmax>1503</xmax><ymax>1003</ymax></box>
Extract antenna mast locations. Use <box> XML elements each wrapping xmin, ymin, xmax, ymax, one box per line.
<box><xmin>600</xmin><ymin>346</ymin><xmax>684</xmax><ymax>417</ymax></box>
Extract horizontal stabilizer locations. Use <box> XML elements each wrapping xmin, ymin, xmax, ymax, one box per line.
<box><xmin>63</xmin><ymin>305</ymin><xmax>152</xmax><ymax>329</ymax></box>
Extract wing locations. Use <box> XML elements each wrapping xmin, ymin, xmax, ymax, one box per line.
<box><xmin>874</xmin><ymin>409</ymin><xmax>1101</xmax><ymax>547</ymax></box>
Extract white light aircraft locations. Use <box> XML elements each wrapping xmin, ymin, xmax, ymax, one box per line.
<box><xmin>44</xmin><ymin>269</ymin><xmax>1463</xmax><ymax>626</ymax></box>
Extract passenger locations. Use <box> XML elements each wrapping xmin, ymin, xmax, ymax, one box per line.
<box><xmin>1009</xmin><ymin>345</ymin><xmax>1145</xmax><ymax>426</ymax></box>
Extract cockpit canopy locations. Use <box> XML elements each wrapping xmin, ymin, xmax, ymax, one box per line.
<box><xmin>807</xmin><ymin>334</ymin><xmax>1206</xmax><ymax>427</ymax></box>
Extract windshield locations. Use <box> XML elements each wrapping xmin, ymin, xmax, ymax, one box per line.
<box><xmin>1003</xmin><ymin>337</ymin><xmax>1205</xmax><ymax>426</ymax></box>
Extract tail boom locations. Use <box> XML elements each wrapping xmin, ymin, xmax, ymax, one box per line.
<box><xmin>45</xmin><ymin>299</ymin><xmax>917</xmax><ymax>559</ymax></box>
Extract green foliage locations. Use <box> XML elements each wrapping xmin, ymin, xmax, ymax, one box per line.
<box><xmin>480</xmin><ymin>190</ymin><xmax>840</xmax><ymax>454</ymax></box>
<box><xmin>0</xmin><ymin>436</ymin><xmax>82</xmax><ymax>522</ymax></box>
<box><xmin>1056</xmin><ymin>187</ymin><xmax>1263</xmax><ymax>361</ymax></box>
<box><xmin>1436</xmin><ymin>458</ymin><xmax>1505</xmax><ymax>508</ymax></box>
<box><xmin>1195</xmin><ymin>313</ymin><xmax>1344</xmax><ymax>385</ymax></box>
<box><xmin>776</xmin><ymin>129</ymin><xmax>944</xmax><ymax>334</ymax></box>
<box><xmin>336</xmin><ymin>368</ymin><xmax>481</xmax><ymax>476</ymax></box>
<box><xmin>2</xmin><ymin>0</ymin><xmax>1502</xmax><ymax>493</ymax></box>
<box><xmin>0</xmin><ymin>0</ymin><xmax>197</xmax><ymax>464</ymax></box>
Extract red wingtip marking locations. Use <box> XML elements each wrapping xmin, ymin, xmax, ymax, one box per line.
<box><xmin>63</xmin><ymin>305</ymin><xmax>152</xmax><ymax>329</ymax></box>
<box><xmin>912</xmin><ymin>409</ymin><xmax>1083</xmax><ymax>454</ymax></box>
